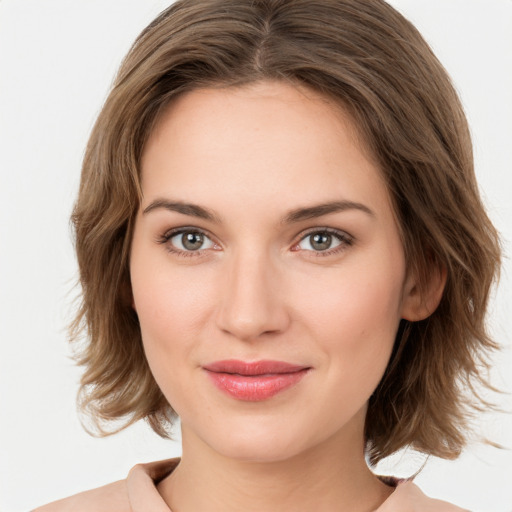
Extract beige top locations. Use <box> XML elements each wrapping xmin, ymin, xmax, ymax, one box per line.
<box><xmin>34</xmin><ymin>458</ymin><xmax>464</xmax><ymax>512</ymax></box>
<box><xmin>33</xmin><ymin>458</ymin><xmax>181</xmax><ymax>512</ymax></box>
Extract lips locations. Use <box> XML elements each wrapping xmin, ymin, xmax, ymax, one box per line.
<box><xmin>202</xmin><ymin>360</ymin><xmax>310</xmax><ymax>401</ymax></box>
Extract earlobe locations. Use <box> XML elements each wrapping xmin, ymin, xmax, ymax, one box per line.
<box><xmin>401</xmin><ymin>264</ymin><xmax>447</xmax><ymax>321</ymax></box>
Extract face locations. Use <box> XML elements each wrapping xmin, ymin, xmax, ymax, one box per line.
<box><xmin>130</xmin><ymin>81</ymin><xmax>418</xmax><ymax>463</ymax></box>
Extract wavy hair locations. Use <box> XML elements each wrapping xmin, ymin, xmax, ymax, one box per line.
<box><xmin>70</xmin><ymin>0</ymin><xmax>501</xmax><ymax>465</ymax></box>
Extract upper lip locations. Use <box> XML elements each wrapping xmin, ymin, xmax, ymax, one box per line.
<box><xmin>203</xmin><ymin>360</ymin><xmax>310</xmax><ymax>376</ymax></box>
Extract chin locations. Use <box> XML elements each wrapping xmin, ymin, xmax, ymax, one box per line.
<box><xmin>213</xmin><ymin>436</ymin><xmax>307</xmax><ymax>464</ymax></box>
<box><xmin>191</xmin><ymin>413</ymin><xmax>346</xmax><ymax>465</ymax></box>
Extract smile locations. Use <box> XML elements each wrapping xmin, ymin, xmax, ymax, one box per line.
<box><xmin>202</xmin><ymin>360</ymin><xmax>311</xmax><ymax>401</ymax></box>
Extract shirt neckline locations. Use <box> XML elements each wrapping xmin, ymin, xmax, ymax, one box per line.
<box><xmin>125</xmin><ymin>457</ymin><xmax>402</xmax><ymax>512</ymax></box>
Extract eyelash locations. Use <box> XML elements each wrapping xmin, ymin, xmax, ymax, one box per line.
<box><xmin>157</xmin><ymin>227</ymin><xmax>354</xmax><ymax>259</ymax></box>
<box><xmin>157</xmin><ymin>227</ymin><xmax>219</xmax><ymax>258</ymax></box>
<box><xmin>292</xmin><ymin>227</ymin><xmax>354</xmax><ymax>257</ymax></box>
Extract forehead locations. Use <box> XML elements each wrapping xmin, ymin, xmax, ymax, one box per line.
<box><xmin>140</xmin><ymin>81</ymin><xmax>392</xmax><ymax>223</ymax></box>
<box><xmin>146</xmin><ymin>80</ymin><xmax>372</xmax><ymax>168</ymax></box>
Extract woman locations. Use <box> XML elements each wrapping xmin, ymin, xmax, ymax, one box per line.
<box><xmin>32</xmin><ymin>0</ymin><xmax>502</xmax><ymax>510</ymax></box>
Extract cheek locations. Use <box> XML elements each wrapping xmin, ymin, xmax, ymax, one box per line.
<box><xmin>130</xmin><ymin>263</ymin><xmax>215</xmax><ymax>414</ymax></box>
<box><xmin>294</xmin><ymin>258</ymin><xmax>404</xmax><ymax>380</ymax></box>
<box><xmin>131</xmin><ymin>250</ymin><xmax>214</xmax><ymax>343</ymax></box>
<box><xmin>129</xmin><ymin>239</ymin><xmax>218</xmax><ymax>393</ymax></box>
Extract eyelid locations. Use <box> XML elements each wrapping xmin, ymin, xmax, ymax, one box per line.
<box><xmin>291</xmin><ymin>227</ymin><xmax>354</xmax><ymax>255</ymax></box>
<box><xmin>157</xmin><ymin>225</ymin><xmax>354</xmax><ymax>258</ymax></box>
<box><xmin>157</xmin><ymin>226</ymin><xmax>221</xmax><ymax>257</ymax></box>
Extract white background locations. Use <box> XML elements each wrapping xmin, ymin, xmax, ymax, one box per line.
<box><xmin>0</xmin><ymin>1</ymin><xmax>511</xmax><ymax>511</ymax></box>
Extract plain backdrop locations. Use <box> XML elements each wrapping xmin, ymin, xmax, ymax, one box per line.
<box><xmin>1</xmin><ymin>1</ymin><xmax>511</xmax><ymax>511</ymax></box>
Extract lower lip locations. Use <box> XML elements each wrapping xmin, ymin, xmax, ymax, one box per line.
<box><xmin>205</xmin><ymin>370</ymin><xmax>309</xmax><ymax>401</ymax></box>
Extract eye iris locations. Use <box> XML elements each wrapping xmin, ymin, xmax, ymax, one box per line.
<box><xmin>182</xmin><ymin>232</ymin><xmax>204</xmax><ymax>250</ymax></box>
<box><xmin>311</xmin><ymin>233</ymin><xmax>332</xmax><ymax>251</ymax></box>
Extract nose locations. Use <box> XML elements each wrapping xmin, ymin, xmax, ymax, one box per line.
<box><xmin>215</xmin><ymin>250</ymin><xmax>290</xmax><ymax>341</ymax></box>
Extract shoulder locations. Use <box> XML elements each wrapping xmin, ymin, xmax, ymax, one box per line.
<box><xmin>31</xmin><ymin>480</ymin><xmax>130</xmax><ymax>512</ymax></box>
<box><xmin>377</xmin><ymin>481</ymin><xmax>470</xmax><ymax>512</ymax></box>
<box><xmin>31</xmin><ymin>458</ymin><xmax>179</xmax><ymax>512</ymax></box>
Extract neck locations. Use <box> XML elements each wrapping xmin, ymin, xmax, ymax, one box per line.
<box><xmin>158</xmin><ymin>423</ymin><xmax>393</xmax><ymax>512</ymax></box>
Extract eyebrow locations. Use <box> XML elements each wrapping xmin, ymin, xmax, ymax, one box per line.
<box><xmin>142</xmin><ymin>198</ymin><xmax>375</xmax><ymax>224</ymax></box>
<box><xmin>142</xmin><ymin>199</ymin><xmax>221</xmax><ymax>223</ymax></box>
<box><xmin>282</xmin><ymin>200</ymin><xmax>375</xmax><ymax>224</ymax></box>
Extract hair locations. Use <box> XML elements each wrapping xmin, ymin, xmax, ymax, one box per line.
<box><xmin>71</xmin><ymin>0</ymin><xmax>501</xmax><ymax>465</ymax></box>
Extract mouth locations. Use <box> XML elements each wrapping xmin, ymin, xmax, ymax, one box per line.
<box><xmin>202</xmin><ymin>360</ymin><xmax>311</xmax><ymax>401</ymax></box>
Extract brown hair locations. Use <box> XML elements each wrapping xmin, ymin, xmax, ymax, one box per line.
<box><xmin>71</xmin><ymin>0</ymin><xmax>501</xmax><ymax>465</ymax></box>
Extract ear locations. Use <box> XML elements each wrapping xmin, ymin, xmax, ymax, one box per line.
<box><xmin>400</xmin><ymin>264</ymin><xmax>447</xmax><ymax>321</ymax></box>
<box><xmin>119</xmin><ymin>273</ymin><xmax>137</xmax><ymax>312</ymax></box>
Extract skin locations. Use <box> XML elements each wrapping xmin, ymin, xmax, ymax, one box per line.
<box><xmin>130</xmin><ymin>80</ymin><xmax>447</xmax><ymax>512</ymax></box>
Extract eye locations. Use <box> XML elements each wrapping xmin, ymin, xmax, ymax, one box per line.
<box><xmin>294</xmin><ymin>229</ymin><xmax>353</xmax><ymax>255</ymax></box>
<box><xmin>162</xmin><ymin>229</ymin><xmax>217</xmax><ymax>253</ymax></box>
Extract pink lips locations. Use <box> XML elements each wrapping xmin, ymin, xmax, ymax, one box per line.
<box><xmin>203</xmin><ymin>360</ymin><xmax>310</xmax><ymax>401</ymax></box>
